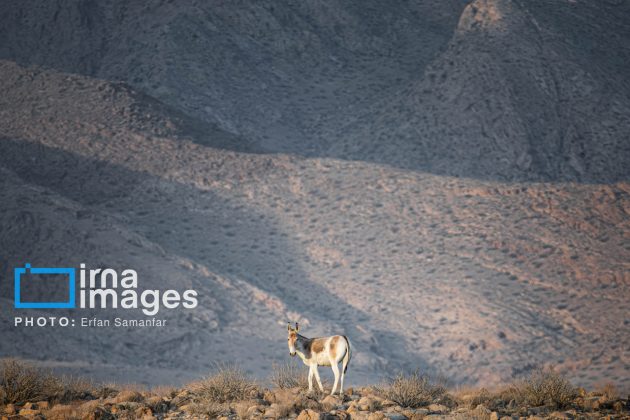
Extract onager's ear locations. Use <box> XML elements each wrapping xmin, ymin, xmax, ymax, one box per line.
<box><xmin>295</xmin><ymin>322</ymin><xmax>299</xmax><ymax>332</ymax></box>
<box><xmin>287</xmin><ymin>322</ymin><xmax>292</xmax><ymax>332</ymax></box>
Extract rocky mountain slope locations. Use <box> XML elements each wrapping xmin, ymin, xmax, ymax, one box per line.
<box><xmin>2</xmin><ymin>0</ymin><xmax>629</xmax><ymax>182</ymax></box>
<box><xmin>1</xmin><ymin>59</ymin><xmax>628</xmax><ymax>390</ymax></box>
<box><xmin>0</xmin><ymin>0</ymin><xmax>462</xmax><ymax>156</ymax></box>
<box><xmin>331</xmin><ymin>0</ymin><xmax>630</xmax><ymax>182</ymax></box>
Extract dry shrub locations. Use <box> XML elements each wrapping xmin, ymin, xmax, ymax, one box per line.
<box><xmin>191</xmin><ymin>364</ymin><xmax>260</xmax><ymax>404</ymax></box>
<box><xmin>454</xmin><ymin>385</ymin><xmax>521</xmax><ymax>412</ymax></box>
<box><xmin>53</xmin><ymin>375</ymin><xmax>97</xmax><ymax>403</ymax></box>
<box><xmin>270</xmin><ymin>361</ymin><xmax>310</xmax><ymax>390</ymax></box>
<box><xmin>594</xmin><ymin>382</ymin><xmax>619</xmax><ymax>401</ymax></box>
<box><xmin>374</xmin><ymin>370</ymin><xmax>446</xmax><ymax>408</ymax></box>
<box><xmin>455</xmin><ymin>387</ymin><xmax>493</xmax><ymax>409</ymax></box>
<box><xmin>513</xmin><ymin>367</ymin><xmax>576</xmax><ymax>408</ymax></box>
<box><xmin>0</xmin><ymin>358</ymin><xmax>61</xmax><ymax>404</ymax></box>
<box><xmin>232</xmin><ymin>400</ymin><xmax>255</xmax><ymax>419</ymax></box>
<box><xmin>0</xmin><ymin>359</ymin><xmax>113</xmax><ymax>406</ymax></box>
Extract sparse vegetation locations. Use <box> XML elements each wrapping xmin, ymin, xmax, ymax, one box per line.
<box><xmin>0</xmin><ymin>359</ymin><xmax>627</xmax><ymax>419</ymax></box>
<box><xmin>374</xmin><ymin>370</ymin><xmax>447</xmax><ymax>408</ymax></box>
<box><xmin>0</xmin><ymin>359</ymin><xmax>112</xmax><ymax>406</ymax></box>
<box><xmin>270</xmin><ymin>361</ymin><xmax>310</xmax><ymax>390</ymax></box>
<box><xmin>0</xmin><ymin>359</ymin><xmax>59</xmax><ymax>404</ymax></box>
<box><xmin>187</xmin><ymin>400</ymin><xmax>229</xmax><ymax>418</ymax></box>
<box><xmin>513</xmin><ymin>367</ymin><xmax>577</xmax><ymax>408</ymax></box>
<box><xmin>190</xmin><ymin>364</ymin><xmax>260</xmax><ymax>404</ymax></box>
<box><xmin>595</xmin><ymin>382</ymin><xmax>619</xmax><ymax>401</ymax></box>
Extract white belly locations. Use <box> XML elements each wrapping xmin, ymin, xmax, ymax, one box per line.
<box><xmin>316</xmin><ymin>352</ymin><xmax>331</xmax><ymax>366</ymax></box>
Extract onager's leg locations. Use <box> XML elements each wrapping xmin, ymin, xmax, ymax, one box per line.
<box><xmin>308</xmin><ymin>366</ymin><xmax>314</xmax><ymax>393</ymax></box>
<box><xmin>313</xmin><ymin>366</ymin><xmax>324</xmax><ymax>392</ymax></box>
<box><xmin>340</xmin><ymin>366</ymin><xmax>345</xmax><ymax>396</ymax></box>
<box><xmin>330</xmin><ymin>362</ymin><xmax>340</xmax><ymax>395</ymax></box>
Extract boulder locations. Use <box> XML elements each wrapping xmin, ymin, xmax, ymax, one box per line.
<box><xmin>474</xmin><ymin>404</ymin><xmax>491</xmax><ymax>415</ymax></box>
<box><xmin>403</xmin><ymin>408</ymin><xmax>429</xmax><ymax>419</ymax></box>
<box><xmin>19</xmin><ymin>408</ymin><xmax>42</xmax><ymax>417</ymax></box>
<box><xmin>170</xmin><ymin>390</ymin><xmax>192</xmax><ymax>407</ymax></box>
<box><xmin>322</xmin><ymin>394</ymin><xmax>342</xmax><ymax>410</ymax></box>
<box><xmin>548</xmin><ymin>411</ymin><xmax>574</xmax><ymax>419</ymax></box>
<box><xmin>358</xmin><ymin>396</ymin><xmax>379</xmax><ymax>411</ymax></box>
<box><xmin>114</xmin><ymin>390</ymin><xmax>144</xmax><ymax>403</ymax></box>
<box><xmin>330</xmin><ymin>410</ymin><xmax>350</xmax><ymax>420</ymax></box>
<box><xmin>427</xmin><ymin>403</ymin><xmax>449</xmax><ymax>413</ymax></box>
<box><xmin>264</xmin><ymin>402</ymin><xmax>290</xmax><ymax>419</ymax></box>
<box><xmin>35</xmin><ymin>401</ymin><xmax>49</xmax><ymax>410</ymax></box>
<box><xmin>44</xmin><ymin>404</ymin><xmax>77</xmax><ymax>420</ymax></box>
<box><xmin>134</xmin><ymin>406</ymin><xmax>154</xmax><ymax>418</ymax></box>
<box><xmin>82</xmin><ymin>406</ymin><xmax>114</xmax><ymax>420</ymax></box>
<box><xmin>246</xmin><ymin>404</ymin><xmax>265</xmax><ymax>417</ymax></box>
<box><xmin>145</xmin><ymin>395</ymin><xmax>169</xmax><ymax>413</ymax></box>
<box><xmin>297</xmin><ymin>408</ymin><xmax>322</xmax><ymax>420</ymax></box>
<box><xmin>383</xmin><ymin>414</ymin><xmax>407</xmax><ymax>420</ymax></box>
<box><xmin>582</xmin><ymin>396</ymin><xmax>600</xmax><ymax>410</ymax></box>
<box><xmin>346</xmin><ymin>412</ymin><xmax>370</xmax><ymax>420</ymax></box>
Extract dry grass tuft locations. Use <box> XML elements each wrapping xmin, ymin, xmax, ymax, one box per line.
<box><xmin>513</xmin><ymin>367</ymin><xmax>576</xmax><ymax>408</ymax></box>
<box><xmin>374</xmin><ymin>370</ymin><xmax>447</xmax><ymax>408</ymax></box>
<box><xmin>190</xmin><ymin>364</ymin><xmax>260</xmax><ymax>404</ymax></box>
<box><xmin>270</xmin><ymin>361</ymin><xmax>310</xmax><ymax>390</ymax></box>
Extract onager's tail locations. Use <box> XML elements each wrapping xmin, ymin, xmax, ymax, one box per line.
<box><xmin>342</xmin><ymin>335</ymin><xmax>352</xmax><ymax>374</ymax></box>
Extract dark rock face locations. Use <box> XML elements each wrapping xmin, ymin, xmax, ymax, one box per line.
<box><xmin>3</xmin><ymin>0</ymin><xmax>626</xmax><ymax>181</ymax></box>
<box><xmin>334</xmin><ymin>0</ymin><xmax>630</xmax><ymax>182</ymax></box>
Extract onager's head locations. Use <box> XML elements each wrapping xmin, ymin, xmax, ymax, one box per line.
<box><xmin>287</xmin><ymin>322</ymin><xmax>299</xmax><ymax>356</ymax></box>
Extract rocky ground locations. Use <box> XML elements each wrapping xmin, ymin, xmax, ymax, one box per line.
<box><xmin>1</xmin><ymin>384</ymin><xmax>629</xmax><ymax>420</ymax></box>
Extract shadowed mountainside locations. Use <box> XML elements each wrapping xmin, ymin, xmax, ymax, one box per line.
<box><xmin>1</xmin><ymin>61</ymin><xmax>629</xmax><ymax>390</ymax></box>
<box><xmin>1</xmin><ymin>0</ymin><xmax>628</xmax><ymax>181</ymax></box>
<box><xmin>331</xmin><ymin>0</ymin><xmax>630</xmax><ymax>182</ymax></box>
